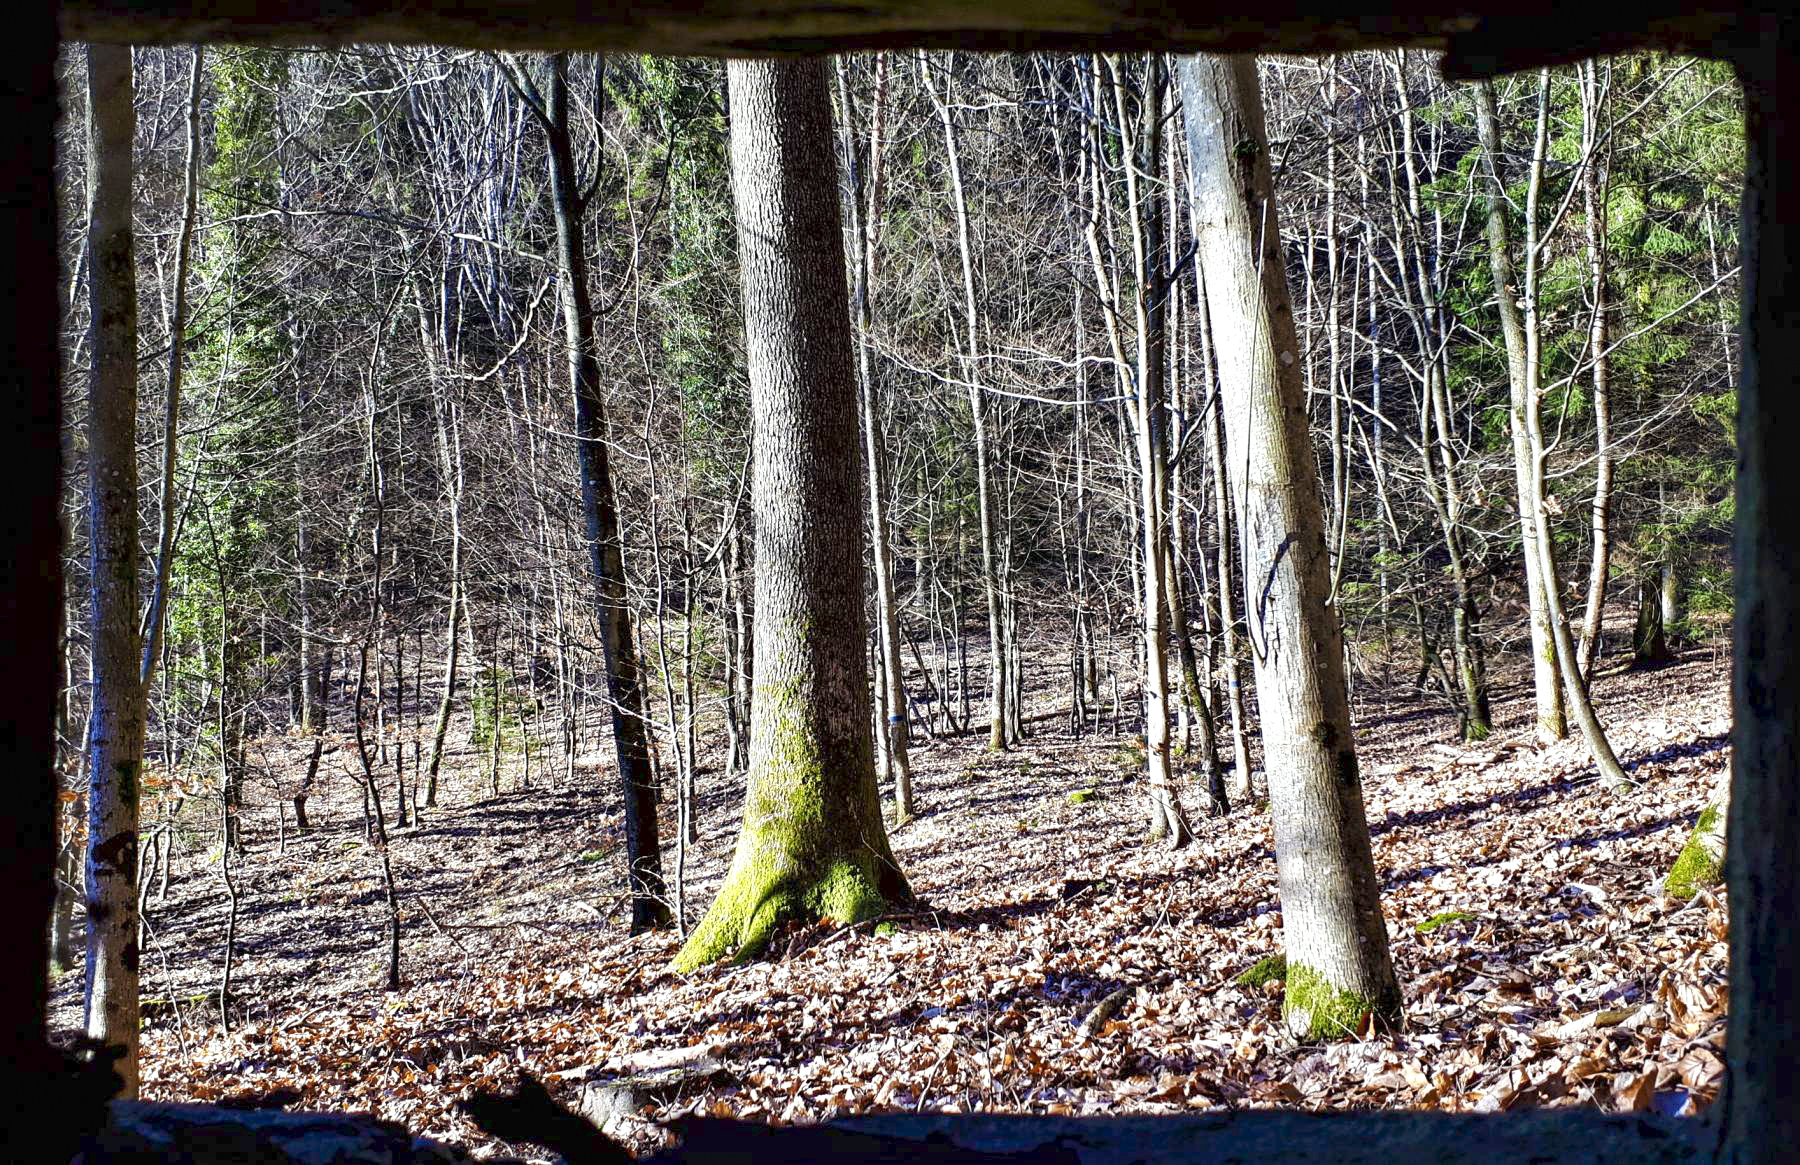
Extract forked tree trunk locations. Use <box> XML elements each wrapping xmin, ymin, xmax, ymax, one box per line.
<box><xmin>82</xmin><ymin>41</ymin><xmax>144</xmax><ymax>1100</ymax></box>
<box><xmin>674</xmin><ymin>57</ymin><xmax>909</xmax><ymax>972</ymax></box>
<box><xmin>1473</xmin><ymin>79</ymin><xmax>1566</xmax><ymax>744</ymax></box>
<box><xmin>1512</xmin><ymin>71</ymin><xmax>1632</xmax><ymax>794</ymax></box>
<box><xmin>1180</xmin><ymin>53</ymin><xmax>1399</xmax><ymax>1040</ymax></box>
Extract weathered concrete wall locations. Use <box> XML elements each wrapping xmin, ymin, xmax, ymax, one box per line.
<box><xmin>79</xmin><ymin>1101</ymin><xmax>1710</xmax><ymax>1165</ymax></box>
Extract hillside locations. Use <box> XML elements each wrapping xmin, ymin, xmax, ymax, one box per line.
<box><xmin>50</xmin><ymin>647</ymin><xmax>1729</xmax><ymax>1160</ymax></box>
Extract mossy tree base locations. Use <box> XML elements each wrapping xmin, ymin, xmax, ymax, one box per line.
<box><xmin>1285</xmin><ymin>962</ymin><xmax>1386</xmax><ymax>1041</ymax></box>
<box><xmin>675</xmin><ymin>59</ymin><xmax>913</xmax><ymax>977</ymax></box>
<box><xmin>1665</xmin><ymin>804</ymin><xmax>1724</xmax><ymax>900</ymax></box>
<box><xmin>672</xmin><ymin>849</ymin><xmax>901</xmax><ymax>972</ymax></box>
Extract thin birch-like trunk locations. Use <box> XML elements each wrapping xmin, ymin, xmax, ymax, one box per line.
<box><xmin>926</xmin><ymin>54</ymin><xmax>1009</xmax><ymax>752</ymax></box>
<box><xmin>1474</xmin><ymin>78</ymin><xmax>1566</xmax><ymax>744</ymax></box>
<box><xmin>82</xmin><ymin>42</ymin><xmax>144</xmax><ymax>1100</ymax></box>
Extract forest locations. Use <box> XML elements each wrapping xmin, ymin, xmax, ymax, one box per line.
<box><xmin>56</xmin><ymin>40</ymin><xmax>1740</xmax><ymax>1161</ymax></box>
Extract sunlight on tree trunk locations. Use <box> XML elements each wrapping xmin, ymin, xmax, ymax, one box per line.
<box><xmin>674</xmin><ymin>58</ymin><xmax>910</xmax><ymax>972</ymax></box>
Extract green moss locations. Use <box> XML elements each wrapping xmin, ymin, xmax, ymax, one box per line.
<box><xmin>672</xmin><ymin>678</ymin><xmax>904</xmax><ymax>973</ymax></box>
<box><xmin>1463</xmin><ymin>720</ymin><xmax>1491</xmax><ymax>742</ymax></box>
<box><xmin>812</xmin><ymin>857</ymin><xmax>887</xmax><ymax>924</ymax></box>
<box><xmin>1665</xmin><ymin>804</ymin><xmax>1723</xmax><ymax>900</ymax></box>
<box><xmin>1112</xmin><ymin>741</ymin><xmax>1146</xmax><ymax>773</ymax></box>
<box><xmin>1415</xmin><ymin>910</ymin><xmax>1474</xmax><ymax>933</ymax></box>
<box><xmin>1284</xmin><ymin>962</ymin><xmax>1377</xmax><ymax>1040</ymax></box>
<box><xmin>1234</xmin><ymin>953</ymin><xmax>1287</xmax><ymax>987</ymax></box>
<box><xmin>1068</xmin><ymin>789</ymin><xmax>1098</xmax><ymax>805</ymax></box>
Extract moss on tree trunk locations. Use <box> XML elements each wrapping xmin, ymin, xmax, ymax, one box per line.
<box><xmin>673</xmin><ymin>58</ymin><xmax>909</xmax><ymax>971</ymax></box>
<box><xmin>673</xmin><ymin>685</ymin><xmax>909</xmax><ymax>970</ymax></box>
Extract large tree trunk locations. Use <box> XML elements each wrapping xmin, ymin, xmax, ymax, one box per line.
<box><xmin>1473</xmin><ymin>79</ymin><xmax>1566</xmax><ymax>745</ymax></box>
<box><xmin>526</xmin><ymin>53</ymin><xmax>669</xmax><ymax>932</ymax></box>
<box><xmin>82</xmin><ymin>41</ymin><xmax>144</xmax><ymax>1100</ymax></box>
<box><xmin>674</xmin><ymin>58</ymin><xmax>910</xmax><ymax>972</ymax></box>
<box><xmin>1180</xmin><ymin>53</ymin><xmax>1399</xmax><ymax>1040</ymax></box>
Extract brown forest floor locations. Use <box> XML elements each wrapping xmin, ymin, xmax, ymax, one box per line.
<box><xmin>50</xmin><ymin>637</ymin><xmax>1730</xmax><ymax>1161</ymax></box>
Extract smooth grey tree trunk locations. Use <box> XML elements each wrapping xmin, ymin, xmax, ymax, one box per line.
<box><xmin>675</xmin><ymin>57</ymin><xmax>909</xmax><ymax>972</ymax></box>
<box><xmin>927</xmin><ymin>55</ymin><xmax>1009</xmax><ymax>753</ymax></box>
<box><xmin>837</xmin><ymin>55</ymin><xmax>914</xmax><ymax>825</ymax></box>
<box><xmin>1473</xmin><ymin>79</ymin><xmax>1566</xmax><ymax>744</ymax></box>
<box><xmin>82</xmin><ymin>41</ymin><xmax>144</xmax><ymax>1100</ymax></box>
<box><xmin>1116</xmin><ymin>58</ymin><xmax>1188</xmax><ymax>847</ymax></box>
<box><xmin>1575</xmin><ymin>60</ymin><xmax>1614</xmax><ymax>682</ymax></box>
<box><xmin>1180</xmin><ymin>53</ymin><xmax>1399</xmax><ymax>1040</ymax></box>
<box><xmin>422</xmin><ymin>327</ymin><xmax>464</xmax><ymax>808</ymax></box>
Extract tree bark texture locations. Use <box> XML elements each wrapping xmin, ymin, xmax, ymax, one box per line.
<box><xmin>82</xmin><ymin>40</ymin><xmax>145</xmax><ymax>1100</ymax></box>
<box><xmin>1179</xmin><ymin>53</ymin><xmax>1399</xmax><ymax>1040</ymax></box>
<box><xmin>674</xmin><ymin>57</ymin><xmax>909</xmax><ymax>972</ymax></box>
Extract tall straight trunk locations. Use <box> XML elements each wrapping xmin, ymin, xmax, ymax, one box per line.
<box><xmin>1387</xmin><ymin>53</ymin><xmax>1491</xmax><ymax>739</ymax></box>
<box><xmin>1169</xmin><ymin>251</ymin><xmax>1223</xmax><ymax>809</ymax></box>
<box><xmin>926</xmin><ymin>54</ymin><xmax>1008</xmax><ymax>752</ymax></box>
<box><xmin>722</xmin><ymin>517</ymin><xmax>752</xmax><ymax>775</ymax></box>
<box><xmin>82</xmin><ymin>41</ymin><xmax>143</xmax><ymax>1099</ymax></box>
<box><xmin>521</xmin><ymin>53</ymin><xmax>669</xmax><ymax>931</ymax></box>
<box><xmin>140</xmin><ymin>46</ymin><xmax>201</xmax><ymax>694</ymax></box>
<box><xmin>1512</xmin><ymin>71</ymin><xmax>1632</xmax><ymax>792</ymax></box>
<box><xmin>837</xmin><ymin>55</ymin><xmax>913</xmax><ymax>824</ymax></box>
<box><xmin>424</xmin><ymin>381</ymin><xmax>464</xmax><ymax>806</ymax></box>
<box><xmin>1575</xmin><ymin>61</ymin><xmax>1615</xmax><ymax>681</ymax></box>
<box><xmin>1109</xmin><ymin>56</ymin><xmax>1188</xmax><ymax>847</ymax></box>
<box><xmin>675</xmin><ymin>57</ymin><xmax>909</xmax><ymax>971</ymax></box>
<box><xmin>1191</xmin><ymin>278</ymin><xmax>1255</xmax><ymax>797</ymax></box>
<box><xmin>1473</xmin><ymin>79</ymin><xmax>1566</xmax><ymax>744</ymax></box>
<box><xmin>1180</xmin><ymin>53</ymin><xmax>1399</xmax><ymax>1040</ymax></box>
